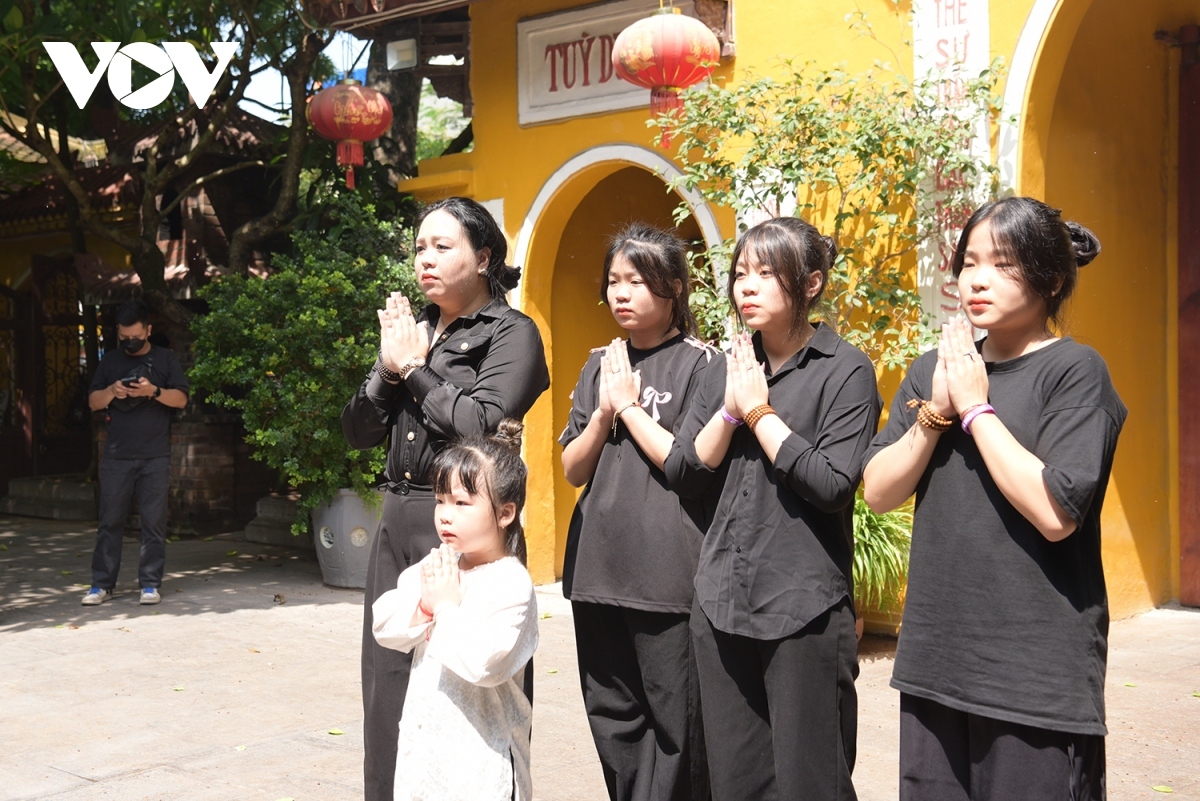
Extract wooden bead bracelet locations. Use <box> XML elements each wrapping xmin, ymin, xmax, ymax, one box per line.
<box><xmin>906</xmin><ymin>399</ymin><xmax>953</xmax><ymax>432</ymax></box>
<box><xmin>744</xmin><ymin>403</ymin><xmax>777</xmax><ymax>431</ymax></box>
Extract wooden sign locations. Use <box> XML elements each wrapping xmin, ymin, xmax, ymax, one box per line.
<box><xmin>517</xmin><ymin>0</ymin><xmax>699</xmax><ymax>126</ymax></box>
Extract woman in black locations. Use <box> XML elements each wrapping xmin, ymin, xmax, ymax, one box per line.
<box><xmin>560</xmin><ymin>223</ymin><xmax>712</xmax><ymax>801</ymax></box>
<box><xmin>665</xmin><ymin>217</ymin><xmax>880</xmax><ymax>801</ymax></box>
<box><xmin>342</xmin><ymin>197</ymin><xmax>549</xmax><ymax>801</ymax></box>
<box><xmin>862</xmin><ymin>197</ymin><xmax>1125</xmax><ymax>801</ymax></box>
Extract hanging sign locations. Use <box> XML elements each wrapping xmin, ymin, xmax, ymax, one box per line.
<box><xmin>912</xmin><ymin>0</ymin><xmax>991</xmax><ymax>327</ymax></box>
<box><xmin>517</xmin><ymin>0</ymin><xmax>699</xmax><ymax>126</ymax></box>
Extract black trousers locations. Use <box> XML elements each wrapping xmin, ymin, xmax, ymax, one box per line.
<box><xmin>691</xmin><ymin>597</ymin><xmax>859</xmax><ymax>801</ymax></box>
<box><xmin>91</xmin><ymin>456</ymin><xmax>170</xmax><ymax>590</ymax></box>
<box><xmin>899</xmin><ymin>694</ymin><xmax>1106</xmax><ymax>801</ymax></box>
<box><xmin>573</xmin><ymin>601</ymin><xmax>710</xmax><ymax>801</ymax></box>
<box><xmin>362</xmin><ymin>488</ymin><xmax>440</xmax><ymax>801</ymax></box>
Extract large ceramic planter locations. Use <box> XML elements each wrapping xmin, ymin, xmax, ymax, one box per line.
<box><xmin>310</xmin><ymin>488</ymin><xmax>382</xmax><ymax>588</ymax></box>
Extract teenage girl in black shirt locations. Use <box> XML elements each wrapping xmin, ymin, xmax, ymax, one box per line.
<box><xmin>560</xmin><ymin>223</ymin><xmax>713</xmax><ymax>801</ymax></box>
<box><xmin>666</xmin><ymin>217</ymin><xmax>881</xmax><ymax>801</ymax></box>
<box><xmin>863</xmin><ymin>197</ymin><xmax>1125</xmax><ymax>800</ymax></box>
<box><xmin>342</xmin><ymin>197</ymin><xmax>549</xmax><ymax>801</ymax></box>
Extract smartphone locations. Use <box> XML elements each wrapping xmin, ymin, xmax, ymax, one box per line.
<box><xmin>121</xmin><ymin>378</ymin><xmax>140</xmax><ymax>387</ymax></box>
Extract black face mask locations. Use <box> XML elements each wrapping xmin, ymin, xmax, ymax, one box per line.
<box><xmin>121</xmin><ymin>338</ymin><xmax>145</xmax><ymax>354</ymax></box>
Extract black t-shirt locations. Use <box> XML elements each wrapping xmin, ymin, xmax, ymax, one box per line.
<box><xmin>90</xmin><ymin>344</ymin><xmax>189</xmax><ymax>460</ymax></box>
<box><xmin>865</xmin><ymin>337</ymin><xmax>1126</xmax><ymax>735</ymax></box>
<box><xmin>559</xmin><ymin>333</ymin><xmax>715</xmax><ymax>613</ymax></box>
<box><xmin>665</xmin><ymin>324</ymin><xmax>882</xmax><ymax>639</ymax></box>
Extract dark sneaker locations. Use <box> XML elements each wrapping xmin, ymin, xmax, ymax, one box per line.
<box><xmin>139</xmin><ymin>587</ymin><xmax>162</xmax><ymax>605</ymax></box>
<box><xmin>82</xmin><ymin>587</ymin><xmax>112</xmax><ymax>606</ymax></box>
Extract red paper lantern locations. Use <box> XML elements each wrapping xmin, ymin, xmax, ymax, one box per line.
<box><xmin>612</xmin><ymin>7</ymin><xmax>721</xmax><ymax>146</ymax></box>
<box><xmin>307</xmin><ymin>78</ymin><xmax>393</xmax><ymax>189</ymax></box>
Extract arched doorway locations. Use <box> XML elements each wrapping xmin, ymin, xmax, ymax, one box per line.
<box><xmin>514</xmin><ymin>146</ymin><xmax>723</xmax><ymax>582</ymax></box>
<box><xmin>1004</xmin><ymin>0</ymin><xmax>1199</xmax><ymax>615</ymax></box>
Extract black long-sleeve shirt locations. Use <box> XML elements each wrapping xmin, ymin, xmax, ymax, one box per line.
<box><xmin>664</xmin><ymin>323</ymin><xmax>881</xmax><ymax>640</ymax></box>
<box><xmin>341</xmin><ymin>298</ymin><xmax>550</xmax><ymax>485</ymax></box>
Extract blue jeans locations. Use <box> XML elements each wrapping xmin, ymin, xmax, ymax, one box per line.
<box><xmin>91</xmin><ymin>456</ymin><xmax>170</xmax><ymax>590</ymax></box>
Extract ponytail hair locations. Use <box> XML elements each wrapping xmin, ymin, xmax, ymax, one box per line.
<box><xmin>419</xmin><ymin>197</ymin><xmax>521</xmax><ymax>299</ymax></box>
<box><xmin>728</xmin><ymin>216</ymin><xmax>835</xmax><ymax>337</ymax></box>
<box><xmin>601</xmin><ymin>222</ymin><xmax>699</xmax><ymax>337</ymax></box>
<box><xmin>429</xmin><ymin>419</ymin><xmax>529</xmax><ymax>565</ymax></box>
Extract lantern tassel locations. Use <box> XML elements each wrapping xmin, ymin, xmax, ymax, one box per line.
<box><xmin>650</xmin><ymin>87</ymin><xmax>683</xmax><ymax>115</ymax></box>
<box><xmin>336</xmin><ymin>140</ymin><xmax>365</xmax><ymax>188</ymax></box>
<box><xmin>650</xmin><ymin>88</ymin><xmax>683</xmax><ymax>148</ymax></box>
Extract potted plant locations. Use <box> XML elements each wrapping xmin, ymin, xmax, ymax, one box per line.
<box><xmin>852</xmin><ymin>493</ymin><xmax>912</xmax><ymax>637</ymax></box>
<box><xmin>190</xmin><ymin>191</ymin><xmax>423</xmax><ymax>587</ymax></box>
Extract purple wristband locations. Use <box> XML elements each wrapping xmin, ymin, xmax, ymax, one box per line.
<box><xmin>720</xmin><ymin>406</ymin><xmax>744</xmax><ymax>426</ymax></box>
<box><xmin>961</xmin><ymin>403</ymin><xmax>995</xmax><ymax>434</ymax></box>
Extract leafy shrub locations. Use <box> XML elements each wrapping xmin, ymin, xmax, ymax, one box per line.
<box><xmin>666</xmin><ymin>61</ymin><xmax>1002</xmax><ymax>365</ymax></box>
<box><xmin>190</xmin><ymin>193</ymin><xmax>423</xmax><ymax>532</ymax></box>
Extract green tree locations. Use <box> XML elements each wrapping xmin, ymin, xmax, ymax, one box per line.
<box><xmin>663</xmin><ymin>61</ymin><xmax>1003</xmax><ymax>367</ymax></box>
<box><xmin>0</xmin><ymin>0</ymin><xmax>334</xmax><ymax>326</ymax></box>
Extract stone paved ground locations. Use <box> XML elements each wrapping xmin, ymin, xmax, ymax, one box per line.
<box><xmin>1</xmin><ymin>514</ymin><xmax>1198</xmax><ymax>800</ymax></box>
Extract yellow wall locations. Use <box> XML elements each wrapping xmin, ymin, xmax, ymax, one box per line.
<box><xmin>0</xmin><ymin>231</ymin><xmax>131</xmax><ymax>289</ymax></box>
<box><xmin>463</xmin><ymin>0</ymin><xmax>923</xmax><ymax>582</ymax></box>
<box><xmin>410</xmin><ymin>0</ymin><xmax>1188</xmax><ymax>611</ymax></box>
<box><xmin>1026</xmin><ymin>0</ymin><xmax>1195</xmax><ymax>617</ymax></box>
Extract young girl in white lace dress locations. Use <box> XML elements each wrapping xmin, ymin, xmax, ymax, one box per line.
<box><xmin>372</xmin><ymin>419</ymin><xmax>538</xmax><ymax>801</ymax></box>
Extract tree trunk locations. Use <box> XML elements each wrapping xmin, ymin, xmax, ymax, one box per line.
<box><xmin>227</xmin><ymin>31</ymin><xmax>327</xmax><ymax>276</ymax></box>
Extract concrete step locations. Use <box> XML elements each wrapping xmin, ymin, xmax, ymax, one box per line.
<box><xmin>1</xmin><ymin>475</ymin><xmax>97</xmax><ymax>520</ymax></box>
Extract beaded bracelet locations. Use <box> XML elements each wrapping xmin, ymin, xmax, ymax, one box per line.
<box><xmin>374</xmin><ymin>355</ymin><xmax>402</xmax><ymax>383</ymax></box>
<box><xmin>744</xmin><ymin>403</ymin><xmax>777</xmax><ymax>431</ymax></box>
<box><xmin>905</xmin><ymin>399</ymin><xmax>954</xmax><ymax>432</ymax></box>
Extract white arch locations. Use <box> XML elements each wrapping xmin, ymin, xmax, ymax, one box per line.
<box><xmin>510</xmin><ymin>144</ymin><xmax>723</xmax><ymax>311</ymax></box>
<box><xmin>998</xmin><ymin>0</ymin><xmax>1063</xmax><ymax>191</ymax></box>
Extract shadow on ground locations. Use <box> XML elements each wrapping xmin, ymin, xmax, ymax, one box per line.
<box><xmin>0</xmin><ymin>514</ymin><xmax>358</xmax><ymax>634</ymax></box>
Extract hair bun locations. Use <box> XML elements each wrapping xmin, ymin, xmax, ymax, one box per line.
<box><xmin>822</xmin><ymin>235</ymin><xmax>839</xmax><ymax>265</ymax></box>
<box><xmin>493</xmin><ymin>418</ymin><xmax>524</xmax><ymax>452</ymax></box>
<box><xmin>493</xmin><ymin>263</ymin><xmax>522</xmax><ymax>293</ymax></box>
<box><xmin>1065</xmin><ymin>221</ymin><xmax>1101</xmax><ymax>267</ymax></box>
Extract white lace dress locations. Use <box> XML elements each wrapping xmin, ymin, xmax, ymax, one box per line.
<box><xmin>372</xmin><ymin>555</ymin><xmax>539</xmax><ymax>801</ymax></box>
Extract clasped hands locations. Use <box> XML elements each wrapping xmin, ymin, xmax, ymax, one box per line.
<box><xmin>723</xmin><ymin>332</ymin><xmax>769</xmax><ymax>420</ymax></box>
<box><xmin>379</xmin><ymin>292</ymin><xmax>431</xmax><ymax>376</ymax></box>
<box><xmin>416</xmin><ymin>544</ymin><xmax>463</xmax><ymax>623</ymax></box>
<box><xmin>932</xmin><ymin>315</ymin><xmax>989</xmax><ymax>419</ymax></box>
<box><xmin>596</xmin><ymin>338</ymin><xmax>642</xmax><ymax>425</ymax></box>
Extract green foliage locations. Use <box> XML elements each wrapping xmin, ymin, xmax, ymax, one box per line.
<box><xmin>686</xmin><ymin>243</ymin><xmax>732</xmax><ymax>344</ymax></box>
<box><xmin>416</xmin><ymin>79</ymin><xmax>470</xmax><ymax>162</ymax></box>
<box><xmin>190</xmin><ymin>193</ymin><xmax>423</xmax><ymax>532</ymax></box>
<box><xmin>852</xmin><ymin>494</ymin><xmax>912</xmax><ymax>613</ymax></box>
<box><xmin>662</xmin><ymin>61</ymin><xmax>1003</xmax><ymax>365</ymax></box>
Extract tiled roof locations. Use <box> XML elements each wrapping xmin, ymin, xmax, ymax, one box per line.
<box><xmin>306</xmin><ymin>0</ymin><xmax>475</xmax><ymax>33</ymax></box>
<box><xmin>116</xmin><ymin>106</ymin><xmax>285</xmax><ymax>162</ymax></box>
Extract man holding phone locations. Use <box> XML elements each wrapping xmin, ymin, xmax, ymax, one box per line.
<box><xmin>83</xmin><ymin>301</ymin><xmax>188</xmax><ymax>606</ymax></box>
